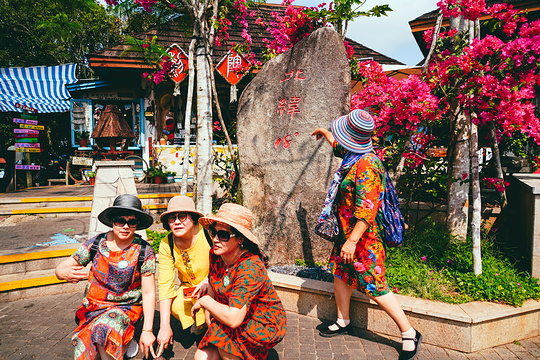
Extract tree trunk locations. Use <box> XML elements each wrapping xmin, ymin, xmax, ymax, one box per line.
<box><xmin>489</xmin><ymin>123</ymin><xmax>508</xmax><ymax>208</ymax></box>
<box><xmin>181</xmin><ymin>37</ymin><xmax>197</xmax><ymax>196</ymax></box>
<box><xmin>195</xmin><ymin>34</ymin><xmax>214</xmax><ymax>215</ymax></box>
<box><xmin>471</xmin><ymin>121</ymin><xmax>482</xmax><ymax>275</ymax></box>
<box><xmin>470</xmin><ymin>18</ymin><xmax>482</xmax><ymax>275</ymax></box>
<box><xmin>446</xmin><ymin>15</ymin><xmax>471</xmax><ymax>240</ymax></box>
<box><xmin>447</xmin><ymin>101</ymin><xmax>470</xmax><ymax>240</ymax></box>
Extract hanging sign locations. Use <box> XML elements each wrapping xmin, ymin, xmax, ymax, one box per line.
<box><xmin>15</xmin><ymin>138</ymin><xmax>38</xmax><ymax>143</ymax></box>
<box><xmin>15</xmin><ymin>133</ymin><xmax>38</xmax><ymax>139</ymax></box>
<box><xmin>15</xmin><ymin>148</ymin><xmax>41</xmax><ymax>153</ymax></box>
<box><xmin>13</xmin><ymin>118</ymin><xmax>38</xmax><ymax>125</ymax></box>
<box><xmin>19</xmin><ymin>124</ymin><xmax>44</xmax><ymax>130</ymax></box>
<box><xmin>15</xmin><ymin>143</ymin><xmax>40</xmax><ymax>148</ymax></box>
<box><xmin>15</xmin><ymin>103</ymin><xmax>37</xmax><ymax>113</ymax></box>
<box><xmin>15</xmin><ymin>164</ymin><xmax>40</xmax><ymax>170</ymax></box>
<box><xmin>216</xmin><ymin>50</ymin><xmax>250</xmax><ymax>86</ymax></box>
<box><xmin>14</xmin><ymin>129</ymin><xmax>39</xmax><ymax>135</ymax></box>
<box><xmin>21</xmin><ymin>113</ymin><xmax>38</xmax><ymax>120</ymax></box>
<box><xmin>167</xmin><ymin>44</ymin><xmax>189</xmax><ymax>83</ymax></box>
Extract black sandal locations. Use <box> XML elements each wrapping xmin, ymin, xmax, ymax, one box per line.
<box><xmin>398</xmin><ymin>330</ymin><xmax>422</xmax><ymax>360</ymax></box>
<box><xmin>318</xmin><ymin>322</ymin><xmax>352</xmax><ymax>337</ymax></box>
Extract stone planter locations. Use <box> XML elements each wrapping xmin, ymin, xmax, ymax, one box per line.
<box><xmin>269</xmin><ymin>271</ymin><xmax>540</xmax><ymax>353</ymax></box>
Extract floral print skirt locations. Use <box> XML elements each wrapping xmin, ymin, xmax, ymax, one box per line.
<box><xmin>328</xmin><ymin>235</ymin><xmax>389</xmax><ymax>297</ymax></box>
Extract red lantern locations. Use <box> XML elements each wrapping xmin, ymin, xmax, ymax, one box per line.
<box><xmin>216</xmin><ymin>50</ymin><xmax>250</xmax><ymax>102</ymax></box>
<box><xmin>167</xmin><ymin>44</ymin><xmax>189</xmax><ymax>84</ymax></box>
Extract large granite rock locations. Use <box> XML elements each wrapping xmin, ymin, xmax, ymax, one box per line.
<box><xmin>237</xmin><ymin>27</ymin><xmax>351</xmax><ymax>264</ymax></box>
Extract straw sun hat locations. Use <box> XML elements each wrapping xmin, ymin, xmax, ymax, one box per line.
<box><xmin>199</xmin><ymin>203</ymin><xmax>259</xmax><ymax>246</ymax></box>
<box><xmin>98</xmin><ymin>194</ymin><xmax>154</xmax><ymax>230</ymax></box>
<box><xmin>331</xmin><ymin>109</ymin><xmax>375</xmax><ymax>154</ymax></box>
<box><xmin>159</xmin><ymin>196</ymin><xmax>205</xmax><ymax>230</ymax></box>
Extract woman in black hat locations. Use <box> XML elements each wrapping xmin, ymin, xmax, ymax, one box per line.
<box><xmin>55</xmin><ymin>194</ymin><xmax>157</xmax><ymax>360</ymax></box>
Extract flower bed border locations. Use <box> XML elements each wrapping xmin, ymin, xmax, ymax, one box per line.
<box><xmin>269</xmin><ymin>271</ymin><xmax>540</xmax><ymax>353</ymax></box>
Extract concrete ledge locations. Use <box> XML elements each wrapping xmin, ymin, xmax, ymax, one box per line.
<box><xmin>269</xmin><ymin>271</ymin><xmax>540</xmax><ymax>353</ymax></box>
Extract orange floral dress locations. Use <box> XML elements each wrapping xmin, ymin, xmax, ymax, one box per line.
<box><xmin>71</xmin><ymin>234</ymin><xmax>156</xmax><ymax>360</ymax></box>
<box><xmin>328</xmin><ymin>143</ymin><xmax>390</xmax><ymax>297</ymax></box>
<box><xmin>199</xmin><ymin>250</ymin><xmax>287</xmax><ymax>359</ymax></box>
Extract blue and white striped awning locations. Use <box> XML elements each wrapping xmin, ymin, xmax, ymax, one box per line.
<box><xmin>0</xmin><ymin>64</ymin><xmax>77</xmax><ymax>113</ymax></box>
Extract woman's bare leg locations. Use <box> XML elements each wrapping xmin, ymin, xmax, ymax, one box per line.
<box><xmin>96</xmin><ymin>344</ymin><xmax>114</xmax><ymax>360</ymax></box>
<box><xmin>334</xmin><ymin>276</ymin><xmax>353</xmax><ymax>320</ymax></box>
<box><xmin>194</xmin><ymin>345</ymin><xmax>221</xmax><ymax>360</ymax></box>
<box><xmin>369</xmin><ymin>291</ymin><xmax>411</xmax><ymax>332</ymax></box>
<box><xmin>218</xmin><ymin>347</ymin><xmax>241</xmax><ymax>360</ymax></box>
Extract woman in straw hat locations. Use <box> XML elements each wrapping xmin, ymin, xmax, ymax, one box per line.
<box><xmin>55</xmin><ymin>194</ymin><xmax>157</xmax><ymax>360</ymax></box>
<box><xmin>154</xmin><ymin>196</ymin><xmax>210</xmax><ymax>359</ymax></box>
<box><xmin>191</xmin><ymin>203</ymin><xmax>287</xmax><ymax>360</ymax></box>
<box><xmin>312</xmin><ymin>109</ymin><xmax>421</xmax><ymax>360</ymax></box>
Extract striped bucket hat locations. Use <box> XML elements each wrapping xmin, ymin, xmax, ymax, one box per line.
<box><xmin>331</xmin><ymin>109</ymin><xmax>374</xmax><ymax>154</ymax></box>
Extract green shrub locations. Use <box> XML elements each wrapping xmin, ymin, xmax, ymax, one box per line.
<box><xmin>146</xmin><ymin>229</ymin><xmax>169</xmax><ymax>253</ymax></box>
<box><xmin>385</xmin><ymin>220</ymin><xmax>540</xmax><ymax>306</ymax></box>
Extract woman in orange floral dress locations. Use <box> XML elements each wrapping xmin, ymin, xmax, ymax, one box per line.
<box><xmin>191</xmin><ymin>203</ymin><xmax>287</xmax><ymax>360</ymax></box>
<box><xmin>312</xmin><ymin>109</ymin><xmax>422</xmax><ymax>360</ymax></box>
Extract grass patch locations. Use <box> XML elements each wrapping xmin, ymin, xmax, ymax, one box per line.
<box><xmin>386</xmin><ymin>220</ymin><xmax>540</xmax><ymax>306</ymax></box>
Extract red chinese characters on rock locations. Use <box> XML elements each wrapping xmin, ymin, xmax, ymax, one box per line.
<box><xmin>275</xmin><ymin>69</ymin><xmax>306</xmax><ymax>149</ymax></box>
<box><xmin>280</xmin><ymin>69</ymin><xmax>306</xmax><ymax>82</ymax></box>
<box><xmin>275</xmin><ymin>132</ymin><xmax>299</xmax><ymax>149</ymax></box>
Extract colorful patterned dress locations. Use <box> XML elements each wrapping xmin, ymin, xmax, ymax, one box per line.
<box><xmin>199</xmin><ymin>250</ymin><xmax>287</xmax><ymax>359</ymax></box>
<box><xmin>158</xmin><ymin>224</ymin><xmax>210</xmax><ymax>329</ymax></box>
<box><xmin>71</xmin><ymin>234</ymin><xmax>156</xmax><ymax>360</ymax></box>
<box><xmin>328</xmin><ymin>142</ymin><xmax>390</xmax><ymax>297</ymax></box>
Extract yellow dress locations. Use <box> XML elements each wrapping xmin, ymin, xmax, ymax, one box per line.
<box><xmin>158</xmin><ymin>225</ymin><xmax>210</xmax><ymax>329</ymax></box>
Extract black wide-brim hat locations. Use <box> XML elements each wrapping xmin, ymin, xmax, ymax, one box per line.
<box><xmin>98</xmin><ymin>194</ymin><xmax>154</xmax><ymax>230</ymax></box>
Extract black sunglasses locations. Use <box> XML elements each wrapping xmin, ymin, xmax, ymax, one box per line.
<box><xmin>168</xmin><ymin>213</ymin><xmax>188</xmax><ymax>222</ymax></box>
<box><xmin>209</xmin><ymin>227</ymin><xmax>235</xmax><ymax>242</ymax></box>
<box><xmin>112</xmin><ymin>217</ymin><xmax>139</xmax><ymax>228</ymax></box>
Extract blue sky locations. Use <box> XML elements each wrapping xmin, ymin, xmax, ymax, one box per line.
<box><xmin>267</xmin><ymin>0</ymin><xmax>439</xmax><ymax>66</ymax></box>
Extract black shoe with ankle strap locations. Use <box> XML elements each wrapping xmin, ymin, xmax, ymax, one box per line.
<box><xmin>398</xmin><ymin>330</ymin><xmax>423</xmax><ymax>360</ymax></box>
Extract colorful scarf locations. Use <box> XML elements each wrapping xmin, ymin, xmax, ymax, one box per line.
<box><xmin>315</xmin><ymin>151</ymin><xmax>363</xmax><ymax>239</ymax></box>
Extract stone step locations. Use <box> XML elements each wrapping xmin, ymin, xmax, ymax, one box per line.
<box><xmin>0</xmin><ymin>267</ymin><xmax>89</xmax><ymax>302</ymax></box>
<box><xmin>0</xmin><ymin>244</ymin><xmax>79</xmax><ymax>276</ymax></box>
<box><xmin>0</xmin><ymin>244</ymin><xmax>90</xmax><ymax>302</ymax></box>
<box><xmin>0</xmin><ymin>193</ymin><xmax>183</xmax><ymax>215</ymax></box>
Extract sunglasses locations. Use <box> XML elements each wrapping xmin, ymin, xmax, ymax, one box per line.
<box><xmin>112</xmin><ymin>217</ymin><xmax>139</xmax><ymax>228</ymax></box>
<box><xmin>209</xmin><ymin>227</ymin><xmax>236</xmax><ymax>242</ymax></box>
<box><xmin>167</xmin><ymin>212</ymin><xmax>188</xmax><ymax>223</ymax></box>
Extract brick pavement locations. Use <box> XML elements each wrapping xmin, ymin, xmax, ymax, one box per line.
<box><xmin>1</xmin><ymin>292</ymin><xmax>540</xmax><ymax>360</ymax></box>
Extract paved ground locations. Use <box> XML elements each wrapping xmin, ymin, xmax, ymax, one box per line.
<box><xmin>0</xmin><ymin>214</ymin><xmax>90</xmax><ymax>250</ymax></box>
<box><xmin>1</xmin><ymin>292</ymin><xmax>540</xmax><ymax>360</ymax></box>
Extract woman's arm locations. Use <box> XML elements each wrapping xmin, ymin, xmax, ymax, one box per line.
<box><xmin>311</xmin><ymin>128</ymin><xmax>335</xmax><ymax>146</ymax></box>
<box><xmin>191</xmin><ymin>295</ymin><xmax>247</xmax><ymax>329</ymax></box>
<box><xmin>139</xmin><ymin>273</ymin><xmax>157</xmax><ymax>359</ymax></box>
<box><xmin>55</xmin><ymin>257</ymin><xmax>87</xmax><ymax>283</ymax></box>
<box><xmin>156</xmin><ymin>298</ymin><xmax>173</xmax><ymax>355</ymax></box>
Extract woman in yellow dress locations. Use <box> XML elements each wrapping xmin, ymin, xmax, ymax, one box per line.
<box><xmin>155</xmin><ymin>195</ymin><xmax>211</xmax><ymax>358</ymax></box>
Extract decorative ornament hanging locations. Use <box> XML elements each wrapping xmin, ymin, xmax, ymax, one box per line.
<box><xmin>166</xmin><ymin>44</ymin><xmax>189</xmax><ymax>97</ymax></box>
<box><xmin>216</xmin><ymin>50</ymin><xmax>251</xmax><ymax>103</ymax></box>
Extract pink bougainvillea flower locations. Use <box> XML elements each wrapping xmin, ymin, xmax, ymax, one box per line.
<box><xmin>421</xmin><ymin>256</ymin><xmax>427</xmax><ymax>262</ymax></box>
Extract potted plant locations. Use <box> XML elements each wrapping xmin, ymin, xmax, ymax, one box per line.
<box><xmin>86</xmin><ymin>171</ymin><xmax>96</xmax><ymax>185</ymax></box>
<box><xmin>77</xmin><ymin>131</ymin><xmax>90</xmax><ymax>147</ymax></box>
<box><xmin>165</xmin><ymin>171</ymin><xmax>176</xmax><ymax>183</ymax></box>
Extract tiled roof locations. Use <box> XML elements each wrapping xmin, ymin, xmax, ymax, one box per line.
<box><xmin>87</xmin><ymin>3</ymin><xmax>402</xmax><ymax>71</ymax></box>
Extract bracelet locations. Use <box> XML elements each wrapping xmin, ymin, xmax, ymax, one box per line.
<box><xmin>142</xmin><ymin>329</ymin><xmax>153</xmax><ymax>332</ymax></box>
